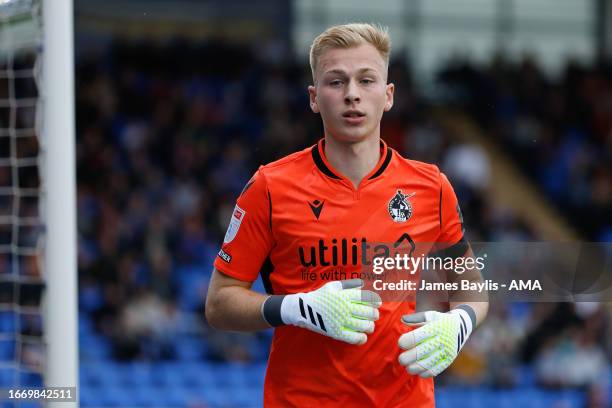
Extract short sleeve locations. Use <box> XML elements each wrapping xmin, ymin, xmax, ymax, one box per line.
<box><xmin>214</xmin><ymin>169</ymin><xmax>274</xmax><ymax>282</ymax></box>
<box><xmin>437</xmin><ymin>172</ymin><xmax>465</xmax><ymax>247</ymax></box>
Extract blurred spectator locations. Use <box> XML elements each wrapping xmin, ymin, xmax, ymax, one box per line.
<box><xmin>443</xmin><ymin>143</ymin><xmax>491</xmax><ymax>192</ymax></box>
<box><xmin>535</xmin><ymin>327</ymin><xmax>608</xmax><ymax>388</ymax></box>
<box><xmin>115</xmin><ymin>288</ymin><xmax>181</xmax><ymax>360</ymax></box>
<box><xmin>72</xmin><ymin>40</ymin><xmax>610</xmax><ymax>400</ymax></box>
<box><xmin>437</xmin><ymin>55</ymin><xmax>612</xmax><ymax>239</ymax></box>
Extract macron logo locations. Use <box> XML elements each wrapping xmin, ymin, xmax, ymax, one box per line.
<box><xmin>308</xmin><ymin>199</ymin><xmax>325</xmax><ymax>220</ymax></box>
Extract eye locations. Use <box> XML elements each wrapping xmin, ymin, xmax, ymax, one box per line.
<box><xmin>329</xmin><ymin>79</ymin><xmax>343</xmax><ymax>87</ymax></box>
<box><xmin>361</xmin><ymin>78</ymin><xmax>375</xmax><ymax>85</ymax></box>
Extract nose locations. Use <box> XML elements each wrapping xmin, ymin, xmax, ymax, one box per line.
<box><xmin>344</xmin><ymin>80</ymin><xmax>360</xmax><ymax>104</ymax></box>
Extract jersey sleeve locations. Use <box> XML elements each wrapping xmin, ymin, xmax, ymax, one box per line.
<box><xmin>438</xmin><ymin>172</ymin><xmax>465</xmax><ymax>247</ymax></box>
<box><xmin>213</xmin><ymin>168</ymin><xmax>274</xmax><ymax>282</ymax></box>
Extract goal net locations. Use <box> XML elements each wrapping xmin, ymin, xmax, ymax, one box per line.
<box><xmin>0</xmin><ymin>0</ymin><xmax>46</xmax><ymax>396</ymax></box>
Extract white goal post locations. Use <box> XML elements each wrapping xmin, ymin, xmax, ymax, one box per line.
<box><xmin>1</xmin><ymin>0</ymin><xmax>77</xmax><ymax>404</ymax></box>
<box><xmin>41</xmin><ymin>0</ymin><xmax>78</xmax><ymax>405</ymax></box>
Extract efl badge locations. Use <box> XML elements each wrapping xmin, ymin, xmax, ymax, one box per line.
<box><xmin>223</xmin><ymin>205</ymin><xmax>245</xmax><ymax>243</ymax></box>
<box><xmin>388</xmin><ymin>190</ymin><xmax>415</xmax><ymax>223</ymax></box>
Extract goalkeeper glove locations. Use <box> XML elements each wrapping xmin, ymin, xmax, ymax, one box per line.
<box><xmin>398</xmin><ymin>305</ymin><xmax>476</xmax><ymax>378</ymax></box>
<box><xmin>261</xmin><ymin>279</ymin><xmax>382</xmax><ymax>345</ymax></box>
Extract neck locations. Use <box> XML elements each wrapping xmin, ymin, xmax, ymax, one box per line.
<box><xmin>324</xmin><ymin>135</ymin><xmax>381</xmax><ymax>189</ymax></box>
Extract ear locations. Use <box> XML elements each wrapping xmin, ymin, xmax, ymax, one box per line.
<box><xmin>384</xmin><ymin>82</ymin><xmax>395</xmax><ymax>112</ymax></box>
<box><xmin>308</xmin><ymin>85</ymin><xmax>319</xmax><ymax>113</ymax></box>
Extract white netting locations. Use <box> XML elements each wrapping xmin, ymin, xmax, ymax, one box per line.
<box><xmin>0</xmin><ymin>0</ymin><xmax>45</xmax><ymax>393</ymax></box>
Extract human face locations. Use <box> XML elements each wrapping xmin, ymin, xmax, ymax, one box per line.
<box><xmin>308</xmin><ymin>44</ymin><xmax>394</xmax><ymax>144</ymax></box>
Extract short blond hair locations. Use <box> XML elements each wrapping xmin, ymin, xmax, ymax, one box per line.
<box><xmin>309</xmin><ymin>23</ymin><xmax>391</xmax><ymax>81</ymax></box>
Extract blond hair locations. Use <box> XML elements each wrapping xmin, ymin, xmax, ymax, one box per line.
<box><xmin>309</xmin><ymin>23</ymin><xmax>391</xmax><ymax>81</ymax></box>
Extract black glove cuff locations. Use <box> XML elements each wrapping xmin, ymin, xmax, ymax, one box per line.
<box><xmin>456</xmin><ymin>304</ymin><xmax>477</xmax><ymax>328</ymax></box>
<box><xmin>262</xmin><ymin>295</ymin><xmax>286</xmax><ymax>327</ymax></box>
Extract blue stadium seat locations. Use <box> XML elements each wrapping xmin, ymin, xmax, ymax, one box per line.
<box><xmin>177</xmin><ymin>267</ymin><xmax>208</xmax><ymax>311</ymax></box>
<box><xmin>244</xmin><ymin>363</ymin><xmax>266</xmax><ymax>388</ymax></box>
<box><xmin>156</xmin><ymin>385</ymin><xmax>191</xmax><ymax>407</ymax></box>
<box><xmin>178</xmin><ymin>362</ymin><xmax>214</xmax><ymax>387</ymax></box>
<box><xmin>436</xmin><ymin>387</ymin><xmax>587</xmax><ymax>408</ymax></box>
<box><xmin>85</xmin><ymin>361</ymin><xmax>122</xmax><ymax>387</ymax></box>
<box><xmin>79</xmin><ymin>333</ymin><xmax>112</xmax><ymax>361</ymax></box>
<box><xmin>78</xmin><ymin>312</ymin><xmax>93</xmax><ymax>334</ymax></box>
<box><xmin>0</xmin><ymin>368</ymin><xmax>16</xmax><ymax>387</ymax></box>
<box><xmin>0</xmin><ymin>339</ymin><xmax>14</xmax><ymax>360</ymax></box>
<box><xmin>95</xmin><ymin>385</ymin><xmax>134</xmax><ymax>407</ymax></box>
<box><xmin>80</xmin><ymin>364</ymin><xmax>103</xmax><ymax>387</ymax></box>
<box><xmin>174</xmin><ymin>337</ymin><xmax>205</xmax><ymax>361</ymax></box>
<box><xmin>547</xmin><ymin>389</ymin><xmax>585</xmax><ymax>408</ymax></box>
<box><xmin>19</xmin><ymin>370</ymin><xmax>43</xmax><ymax>387</ymax></box>
<box><xmin>516</xmin><ymin>365</ymin><xmax>535</xmax><ymax>387</ymax></box>
<box><xmin>149</xmin><ymin>362</ymin><xmax>184</xmax><ymax>387</ymax></box>
<box><xmin>0</xmin><ymin>312</ymin><xmax>15</xmax><ymax>333</ymax></box>
<box><xmin>149</xmin><ymin>363</ymin><xmax>171</xmax><ymax>387</ymax></box>
<box><xmin>108</xmin><ymin>362</ymin><xmax>154</xmax><ymax>388</ymax></box>
<box><xmin>229</xmin><ymin>386</ymin><xmax>262</xmax><ymax>407</ymax></box>
<box><xmin>200</xmin><ymin>387</ymin><xmax>228</xmax><ymax>408</ymax></box>
<box><xmin>79</xmin><ymin>385</ymin><xmax>99</xmax><ymax>407</ymax></box>
<box><xmin>130</xmin><ymin>386</ymin><xmax>160</xmax><ymax>407</ymax></box>
<box><xmin>14</xmin><ymin>403</ymin><xmax>41</xmax><ymax>408</ymax></box>
<box><xmin>210</xmin><ymin>363</ymin><xmax>249</xmax><ymax>389</ymax></box>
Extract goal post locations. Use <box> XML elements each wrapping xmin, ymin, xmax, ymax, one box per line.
<box><xmin>40</xmin><ymin>0</ymin><xmax>78</xmax><ymax>403</ymax></box>
<box><xmin>1</xmin><ymin>0</ymin><xmax>77</xmax><ymax>403</ymax></box>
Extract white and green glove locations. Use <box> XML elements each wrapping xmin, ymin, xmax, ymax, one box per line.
<box><xmin>398</xmin><ymin>305</ymin><xmax>476</xmax><ymax>378</ymax></box>
<box><xmin>261</xmin><ymin>279</ymin><xmax>382</xmax><ymax>345</ymax></box>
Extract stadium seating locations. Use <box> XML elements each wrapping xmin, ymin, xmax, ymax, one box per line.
<box><xmin>77</xmin><ymin>355</ymin><xmax>588</xmax><ymax>407</ymax></box>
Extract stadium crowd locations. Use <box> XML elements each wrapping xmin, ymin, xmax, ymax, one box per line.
<box><xmin>437</xmin><ymin>54</ymin><xmax>612</xmax><ymax>240</ymax></box>
<box><xmin>73</xmin><ymin>39</ymin><xmax>610</xmax><ymax>405</ymax></box>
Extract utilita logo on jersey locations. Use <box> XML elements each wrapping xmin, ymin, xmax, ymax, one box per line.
<box><xmin>298</xmin><ymin>234</ymin><xmax>415</xmax><ymax>267</ymax></box>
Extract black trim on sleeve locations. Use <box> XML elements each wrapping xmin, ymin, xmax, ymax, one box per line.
<box><xmin>240</xmin><ymin>178</ymin><xmax>255</xmax><ymax>197</ymax></box>
<box><xmin>267</xmin><ymin>190</ymin><xmax>273</xmax><ymax>230</ymax></box>
<box><xmin>429</xmin><ymin>236</ymin><xmax>469</xmax><ymax>260</ymax></box>
<box><xmin>260</xmin><ymin>256</ymin><xmax>275</xmax><ymax>294</ymax></box>
<box><xmin>444</xmin><ymin>237</ymin><xmax>469</xmax><ymax>259</ymax></box>
<box><xmin>262</xmin><ymin>295</ymin><xmax>286</xmax><ymax>327</ymax></box>
<box><xmin>311</xmin><ymin>145</ymin><xmax>342</xmax><ymax>179</ymax></box>
<box><xmin>438</xmin><ymin>182</ymin><xmax>443</xmax><ymax>231</ymax></box>
<box><xmin>368</xmin><ymin>147</ymin><xmax>393</xmax><ymax>180</ymax></box>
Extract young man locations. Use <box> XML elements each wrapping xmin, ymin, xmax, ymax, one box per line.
<box><xmin>206</xmin><ymin>23</ymin><xmax>488</xmax><ymax>407</ymax></box>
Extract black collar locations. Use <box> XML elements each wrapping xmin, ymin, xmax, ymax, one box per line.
<box><xmin>311</xmin><ymin>139</ymin><xmax>393</xmax><ymax>181</ymax></box>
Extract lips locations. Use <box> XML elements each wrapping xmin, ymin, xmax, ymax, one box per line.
<box><xmin>342</xmin><ymin>110</ymin><xmax>366</xmax><ymax>125</ymax></box>
<box><xmin>342</xmin><ymin>110</ymin><xmax>365</xmax><ymax>118</ymax></box>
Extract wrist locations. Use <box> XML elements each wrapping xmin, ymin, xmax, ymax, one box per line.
<box><xmin>261</xmin><ymin>295</ymin><xmax>287</xmax><ymax>327</ymax></box>
<box><xmin>449</xmin><ymin>304</ymin><xmax>475</xmax><ymax>342</ymax></box>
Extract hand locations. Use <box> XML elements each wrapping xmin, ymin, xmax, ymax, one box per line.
<box><xmin>397</xmin><ymin>308</ymin><xmax>474</xmax><ymax>378</ymax></box>
<box><xmin>263</xmin><ymin>279</ymin><xmax>382</xmax><ymax>345</ymax></box>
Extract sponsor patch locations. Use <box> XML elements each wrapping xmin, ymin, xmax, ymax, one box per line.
<box><xmin>223</xmin><ymin>204</ymin><xmax>245</xmax><ymax>244</ymax></box>
<box><xmin>218</xmin><ymin>248</ymin><xmax>232</xmax><ymax>263</ymax></box>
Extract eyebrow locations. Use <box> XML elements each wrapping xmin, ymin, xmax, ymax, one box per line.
<box><xmin>323</xmin><ymin>68</ymin><xmax>378</xmax><ymax>76</ymax></box>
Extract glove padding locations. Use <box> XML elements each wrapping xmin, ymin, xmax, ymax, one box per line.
<box><xmin>398</xmin><ymin>309</ymin><xmax>473</xmax><ymax>378</ymax></box>
<box><xmin>281</xmin><ymin>279</ymin><xmax>382</xmax><ymax>345</ymax></box>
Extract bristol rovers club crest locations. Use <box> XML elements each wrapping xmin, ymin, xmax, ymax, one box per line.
<box><xmin>388</xmin><ymin>190</ymin><xmax>415</xmax><ymax>223</ymax></box>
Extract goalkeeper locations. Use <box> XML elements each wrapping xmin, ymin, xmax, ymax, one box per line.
<box><xmin>206</xmin><ymin>23</ymin><xmax>488</xmax><ymax>407</ymax></box>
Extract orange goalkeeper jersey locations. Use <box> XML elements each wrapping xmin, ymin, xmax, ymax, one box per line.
<box><xmin>214</xmin><ymin>139</ymin><xmax>465</xmax><ymax>407</ymax></box>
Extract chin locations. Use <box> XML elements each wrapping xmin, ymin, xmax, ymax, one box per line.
<box><xmin>329</xmin><ymin>128</ymin><xmax>375</xmax><ymax>144</ymax></box>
